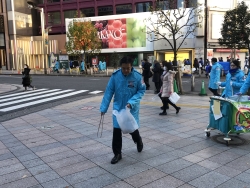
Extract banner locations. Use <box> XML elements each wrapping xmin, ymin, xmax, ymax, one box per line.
<box><xmin>93</xmin><ymin>18</ymin><xmax>146</xmax><ymax>49</ymax></box>
<box><xmin>92</xmin><ymin>58</ymin><xmax>98</xmax><ymax>65</ymax></box>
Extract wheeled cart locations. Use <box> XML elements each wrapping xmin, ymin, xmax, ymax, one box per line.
<box><xmin>205</xmin><ymin>96</ymin><xmax>250</xmax><ymax>146</ymax></box>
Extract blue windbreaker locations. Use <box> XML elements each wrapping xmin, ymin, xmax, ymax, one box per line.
<box><xmin>100</xmin><ymin>68</ymin><xmax>146</xmax><ymax>128</ymax></box>
<box><xmin>55</xmin><ymin>61</ymin><xmax>60</xmax><ymax>69</ymax></box>
<box><xmin>208</xmin><ymin>62</ymin><xmax>222</xmax><ymax>89</ymax></box>
<box><xmin>80</xmin><ymin>61</ymin><xmax>85</xmax><ymax>71</ymax></box>
<box><xmin>220</xmin><ymin>69</ymin><xmax>245</xmax><ymax>97</ymax></box>
<box><xmin>240</xmin><ymin>73</ymin><xmax>250</xmax><ymax>94</ymax></box>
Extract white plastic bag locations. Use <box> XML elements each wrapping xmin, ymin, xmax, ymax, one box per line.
<box><xmin>113</xmin><ymin>106</ymin><xmax>139</xmax><ymax>134</ymax></box>
<box><xmin>169</xmin><ymin>92</ymin><xmax>180</xmax><ymax>104</ymax></box>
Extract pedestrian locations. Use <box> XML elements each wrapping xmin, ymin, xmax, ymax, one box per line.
<box><xmin>199</xmin><ymin>58</ymin><xmax>204</xmax><ymax>74</ymax></box>
<box><xmin>208</xmin><ymin>57</ymin><xmax>222</xmax><ymax>96</ymax></box>
<box><xmin>100</xmin><ymin>56</ymin><xmax>146</xmax><ymax>164</ymax></box>
<box><xmin>152</xmin><ymin>60</ymin><xmax>163</xmax><ymax>94</ymax></box>
<box><xmin>193</xmin><ymin>58</ymin><xmax>199</xmax><ymax>73</ymax></box>
<box><xmin>69</xmin><ymin>60</ymin><xmax>73</xmax><ymax>69</ymax></box>
<box><xmin>216</xmin><ymin>60</ymin><xmax>244</xmax><ymax>98</ymax></box>
<box><xmin>159</xmin><ymin>62</ymin><xmax>181</xmax><ymax>115</ymax></box>
<box><xmin>22</xmin><ymin>64</ymin><xmax>35</xmax><ymax>91</ymax></box>
<box><xmin>142</xmin><ymin>58</ymin><xmax>152</xmax><ymax>90</ymax></box>
<box><xmin>237</xmin><ymin>66</ymin><xmax>250</xmax><ymax>95</ymax></box>
<box><xmin>205</xmin><ymin>60</ymin><xmax>212</xmax><ymax>78</ymax></box>
<box><xmin>141</xmin><ymin>59</ymin><xmax>145</xmax><ymax>68</ymax></box>
<box><xmin>54</xmin><ymin>59</ymin><xmax>60</xmax><ymax>73</ymax></box>
<box><xmin>80</xmin><ymin>60</ymin><xmax>85</xmax><ymax>74</ymax></box>
<box><xmin>158</xmin><ymin>60</ymin><xmax>169</xmax><ymax>111</ymax></box>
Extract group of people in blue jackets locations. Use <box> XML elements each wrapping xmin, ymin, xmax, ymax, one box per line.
<box><xmin>208</xmin><ymin>57</ymin><xmax>250</xmax><ymax>98</ymax></box>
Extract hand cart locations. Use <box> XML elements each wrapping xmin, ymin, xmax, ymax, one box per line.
<box><xmin>205</xmin><ymin>96</ymin><xmax>250</xmax><ymax>146</ymax></box>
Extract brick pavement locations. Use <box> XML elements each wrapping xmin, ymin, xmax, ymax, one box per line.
<box><xmin>0</xmin><ymin>86</ymin><xmax>249</xmax><ymax>187</ymax></box>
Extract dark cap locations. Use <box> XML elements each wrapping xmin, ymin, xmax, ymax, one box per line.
<box><xmin>232</xmin><ymin>60</ymin><xmax>240</xmax><ymax>68</ymax></box>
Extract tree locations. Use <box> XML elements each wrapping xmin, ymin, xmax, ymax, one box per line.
<box><xmin>219</xmin><ymin>1</ymin><xmax>250</xmax><ymax>59</ymax></box>
<box><xmin>65</xmin><ymin>19</ymin><xmax>102</xmax><ymax>74</ymax></box>
<box><xmin>110</xmin><ymin>51</ymin><xmax>123</xmax><ymax>70</ymax></box>
<box><xmin>145</xmin><ymin>0</ymin><xmax>203</xmax><ymax>94</ymax></box>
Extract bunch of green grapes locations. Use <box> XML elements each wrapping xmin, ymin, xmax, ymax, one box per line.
<box><xmin>126</xmin><ymin>18</ymin><xmax>146</xmax><ymax>48</ymax></box>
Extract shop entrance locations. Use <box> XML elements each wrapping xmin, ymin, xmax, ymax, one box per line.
<box><xmin>0</xmin><ymin>49</ymin><xmax>6</xmax><ymax>69</ymax></box>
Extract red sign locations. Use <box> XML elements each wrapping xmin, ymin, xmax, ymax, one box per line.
<box><xmin>92</xmin><ymin>58</ymin><xmax>98</xmax><ymax>65</ymax></box>
<box><xmin>215</xmin><ymin>49</ymin><xmax>241</xmax><ymax>53</ymax></box>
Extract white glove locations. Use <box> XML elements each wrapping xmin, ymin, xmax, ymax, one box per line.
<box><xmin>230</xmin><ymin>81</ymin><xmax>233</xmax><ymax>86</ymax></box>
<box><xmin>216</xmin><ymin>82</ymin><xmax>221</xmax><ymax>86</ymax></box>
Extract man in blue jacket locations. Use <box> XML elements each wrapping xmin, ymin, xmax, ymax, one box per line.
<box><xmin>208</xmin><ymin>57</ymin><xmax>222</xmax><ymax>96</ymax></box>
<box><xmin>100</xmin><ymin>56</ymin><xmax>146</xmax><ymax>164</ymax></box>
<box><xmin>217</xmin><ymin>60</ymin><xmax>245</xmax><ymax>97</ymax></box>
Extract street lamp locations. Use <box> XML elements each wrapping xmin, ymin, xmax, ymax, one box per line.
<box><xmin>27</xmin><ymin>1</ymin><xmax>47</xmax><ymax>74</ymax></box>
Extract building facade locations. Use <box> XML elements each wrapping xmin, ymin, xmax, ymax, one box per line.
<box><xmin>2</xmin><ymin>0</ymin><xmax>250</xmax><ymax>71</ymax></box>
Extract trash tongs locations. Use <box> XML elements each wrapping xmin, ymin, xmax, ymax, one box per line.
<box><xmin>97</xmin><ymin>114</ymin><xmax>104</xmax><ymax>138</ymax></box>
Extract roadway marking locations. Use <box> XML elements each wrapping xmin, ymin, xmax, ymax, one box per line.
<box><xmin>0</xmin><ymin>89</ymin><xmax>61</xmax><ymax>103</ymax></box>
<box><xmin>0</xmin><ymin>90</ymin><xmax>82</xmax><ymax>107</ymax></box>
<box><xmin>141</xmin><ymin>101</ymin><xmax>209</xmax><ymax>109</ymax></box>
<box><xmin>0</xmin><ymin>89</ymin><xmax>48</xmax><ymax>99</ymax></box>
<box><xmin>0</xmin><ymin>90</ymin><xmax>88</xmax><ymax>112</ymax></box>
<box><xmin>89</xmin><ymin>90</ymin><xmax>103</xmax><ymax>94</ymax></box>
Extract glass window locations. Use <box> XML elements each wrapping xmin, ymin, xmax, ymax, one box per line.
<box><xmin>47</xmin><ymin>0</ymin><xmax>60</xmax><ymax>3</ymax></box>
<box><xmin>48</xmin><ymin>12</ymin><xmax>61</xmax><ymax>25</ymax></box>
<box><xmin>64</xmin><ymin>10</ymin><xmax>77</xmax><ymax>19</ymax></box>
<box><xmin>156</xmin><ymin>0</ymin><xmax>175</xmax><ymax>10</ymax></box>
<box><xmin>37</xmin><ymin>0</ymin><xmax>44</xmax><ymax>4</ymax></box>
<box><xmin>98</xmin><ymin>6</ymin><xmax>113</xmax><ymax>16</ymax></box>
<box><xmin>135</xmin><ymin>2</ymin><xmax>152</xmax><ymax>12</ymax></box>
<box><xmin>80</xmin><ymin>8</ymin><xmax>95</xmax><ymax>17</ymax></box>
<box><xmin>116</xmin><ymin>4</ymin><xmax>132</xmax><ymax>14</ymax></box>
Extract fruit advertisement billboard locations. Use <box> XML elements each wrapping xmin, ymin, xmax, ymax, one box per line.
<box><xmin>93</xmin><ymin>18</ymin><xmax>146</xmax><ymax>49</ymax></box>
<box><xmin>65</xmin><ymin>12</ymin><xmax>153</xmax><ymax>53</ymax></box>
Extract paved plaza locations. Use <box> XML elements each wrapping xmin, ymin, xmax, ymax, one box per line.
<box><xmin>0</xmin><ymin>85</ymin><xmax>249</xmax><ymax>187</ymax></box>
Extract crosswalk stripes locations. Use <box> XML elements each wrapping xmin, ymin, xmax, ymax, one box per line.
<box><xmin>0</xmin><ymin>88</ymin><xmax>103</xmax><ymax>112</ymax></box>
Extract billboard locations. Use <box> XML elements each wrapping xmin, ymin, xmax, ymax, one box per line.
<box><xmin>65</xmin><ymin>12</ymin><xmax>153</xmax><ymax>53</ymax></box>
<box><xmin>93</xmin><ymin>18</ymin><xmax>146</xmax><ymax>49</ymax></box>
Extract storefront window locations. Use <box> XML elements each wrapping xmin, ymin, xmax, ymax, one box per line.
<box><xmin>64</xmin><ymin>10</ymin><xmax>76</xmax><ymax>19</ymax></box>
<box><xmin>156</xmin><ymin>0</ymin><xmax>172</xmax><ymax>10</ymax></box>
<box><xmin>98</xmin><ymin>6</ymin><xmax>113</xmax><ymax>16</ymax></box>
<box><xmin>37</xmin><ymin>0</ymin><xmax>44</xmax><ymax>4</ymax></box>
<box><xmin>48</xmin><ymin>12</ymin><xmax>61</xmax><ymax>25</ymax></box>
<box><xmin>116</xmin><ymin>4</ymin><xmax>132</xmax><ymax>14</ymax></box>
<box><xmin>47</xmin><ymin>0</ymin><xmax>60</xmax><ymax>3</ymax></box>
<box><xmin>135</xmin><ymin>2</ymin><xmax>152</xmax><ymax>12</ymax></box>
<box><xmin>80</xmin><ymin>8</ymin><xmax>95</xmax><ymax>17</ymax></box>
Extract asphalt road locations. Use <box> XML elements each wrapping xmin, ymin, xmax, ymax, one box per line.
<box><xmin>0</xmin><ymin>74</ymin><xmax>216</xmax><ymax>122</ymax></box>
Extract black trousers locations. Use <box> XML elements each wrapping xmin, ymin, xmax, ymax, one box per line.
<box><xmin>143</xmin><ymin>76</ymin><xmax>150</xmax><ymax>89</ymax></box>
<box><xmin>112</xmin><ymin>128</ymin><xmax>141</xmax><ymax>155</ymax></box>
<box><xmin>209</xmin><ymin>88</ymin><xmax>220</xmax><ymax>96</ymax></box>
<box><xmin>154</xmin><ymin>82</ymin><xmax>161</xmax><ymax>93</ymax></box>
<box><xmin>162</xmin><ymin>97</ymin><xmax>178</xmax><ymax>112</ymax></box>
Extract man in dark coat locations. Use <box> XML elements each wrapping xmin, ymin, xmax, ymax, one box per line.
<box><xmin>142</xmin><ymin>58</ymin><xmax>152</xmax><ymax>90</ymax></box>
<box><xmin>152</xmin><ymin>60</ymin><xmax>163</xmax><ymax>93</ymax></box>
<box><xmin>22</xmin><ymin>64</ymin><xmax>34</xmax><ymax>91</ymax></box>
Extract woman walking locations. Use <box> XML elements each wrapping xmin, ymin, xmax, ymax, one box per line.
<box><xmin>22</xmin><ymin>64</ymin><xmax>34</xmax><ymax>91</ymax></box>
<box><xmin>159</xmin><ymin>62</ymin><xmax>181</xmax><ymax>115</ymax></box>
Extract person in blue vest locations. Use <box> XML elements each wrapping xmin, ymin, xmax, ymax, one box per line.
<box><xmin>80</xmin><ymin>60</ymin><xmax>85</xmax><ymax>73</ymax></box>
<box><xmin>54</xmin><ymin>59</ymin><xmax>60</xmax><ymax>73</ymax></box>
<box><xmin>208</xmin><ymin>57</ymin><xmax>222</xmax><ymax>96</ymax></box>
<box><xmin>217</xmin><ymin>60</ymin><xmax>245</xmax><ymax>98</ymax></box>
<box><xmin>98</xmin><ymin>61</ymin><xmax>103</xmax><ymax>72</ymax></box>
<box><xmin>100</xmin><ymin>56</ymin><xmax>146</xmax><ymax>164</ymax></box>
<box><xmin>103</xmin><ymin>60</ymin><xmax>106</xmax><ymax>71</ymax></box>
<box><xmin>237</xmin><ymin>68</ymin><xmax>250</xmax><ymax>95</ymax></box>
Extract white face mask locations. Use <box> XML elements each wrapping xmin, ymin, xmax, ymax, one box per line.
<box><xmin>163</xmin><ymin>66</ymin><xmax>167</xmax><ymax>71</ymax></box>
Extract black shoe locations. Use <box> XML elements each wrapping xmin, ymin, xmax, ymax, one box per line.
<box><xmin>176</xmin><ymin>107</ymin><xmax>181</xmax><ymax>114</ymax></box>
<box><xmin>159</xmin><ymin>112</ymin><xmax>167</xmax><ymax>115</ymax></box>
<box><xmin>137</xmin><ymin>138</ymin><xmax>143</xmax><ymax>152</ymax></box>
<box><xmin>111</xmin><ymin>154</ymin><xmax>122</xmax><ymax>164</ymax></box>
